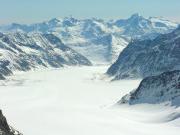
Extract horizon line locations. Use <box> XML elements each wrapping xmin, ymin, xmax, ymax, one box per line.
<box><xmin>0</xmin><ymin>14</ymin><xmax>179</xmax><ymax>25</ymax></box>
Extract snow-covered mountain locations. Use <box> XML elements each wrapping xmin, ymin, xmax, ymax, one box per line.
<box><xmin>107</xmin><ymin>26</ymin><xmax>180</xmax><ymax>79</ymax></box>
<box><xmin>119</xmin><ymin>70</ymin><xmax>180</xmax><ymax>106</ymax></box>
<box><xmin>112</xmin><ymin>14</ymin><xmax>178</xmax><ymax>38</ymax></box>
<box><xmin>0</xmin><ymin>14</ymin><xmax>178</xmax><ymax>64</ymax></box>
<box><xmin>0</xmin><ymin>110</ymin><xmax>22</xmax><ymax>135</ymax></box>
<box><xmin>0</xmin><ymin>32</ymin><xmax>91</xmax><ymax>79</ymax></box>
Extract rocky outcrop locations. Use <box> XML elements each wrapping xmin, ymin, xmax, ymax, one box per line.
<box><xmin>0</xmin><ymin>110</ymin><xmax>22</xmax><ymax>135</ymax></box>
<box><xmin>119</xmin><ymin>70</ymin><xmax>180</xmax><ymax>106</ymax></box>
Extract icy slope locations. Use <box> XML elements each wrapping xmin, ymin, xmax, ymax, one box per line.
<box><xmin>0</xmin><ymin>32</ymin><xmax>91</xmax><ymax>79</ymax></box>
<box><xmin>107</xmin><ymin>26</ymin><xmax>180</xmax><ymax>79</ymax></box>
<box><xmin>0</xmin><ymin>14</ymin><xmax>178</xmax><ymax>63</ymax></box>
<box><xmin>119</xmin><ymin>70</ymin><xmax>180</xmax><ymax>106</ymax></box>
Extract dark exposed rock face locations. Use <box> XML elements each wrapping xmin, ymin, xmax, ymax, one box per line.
<box><xmin>119</xmin><ymin>70</ymin><xmax>180</xmax><ymax>106</ymax></box>
<box><xmin>0</xmin><ymin>60</ymin><xmax>12</xmax><ymax>80</ymax></box>
<box><xmin>0</xmin><ymin>110</ymin><xmax>22</xmax><ymax>135</ymax></box>
<box><xmin>107</xmin><ymin>26</ymin><xmax>180</xmax><ymax>80</ymax></box>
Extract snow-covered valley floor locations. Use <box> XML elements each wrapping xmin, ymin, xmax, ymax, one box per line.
<box><xmin>0</xmin><ymin>66</ymin><xmax>180</xmax><ymax>135</ymax></box>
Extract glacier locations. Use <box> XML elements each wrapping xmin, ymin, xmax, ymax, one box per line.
<box><xmin>0</xmin><ymin>66</ymin><xmax>180</xmax><ymax>135</ymax></box>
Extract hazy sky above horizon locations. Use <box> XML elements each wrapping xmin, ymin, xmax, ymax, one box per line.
<box><xmin>0</xmin><ymin>0</ymin><xmax>179</xmax><ymax>24</ymax></box>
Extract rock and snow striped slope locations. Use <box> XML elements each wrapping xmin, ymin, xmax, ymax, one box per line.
<box><xmin>119</xmin><ymin>70</ymin><xmax>180</xmax><ymax>106</ymax></box>
<box><xmin>107</xmin><ymin>26</ymin><xmax>180</xmax><ymax>79</ymax></box>
<box><xmin>0</xmin><ymin>32</ymin><xmax>91</xmax><ymax>79</ymax></box>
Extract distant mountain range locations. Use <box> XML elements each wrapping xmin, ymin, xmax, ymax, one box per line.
<box><xmin>0</xmin><ymin>14</ymin><xmax>178</xmax><ymax>64</ymax></box>
<box><xmin>0</xmin><ymin>14</ymin><xmax>179</xmax><ymax>80</ymax></box>
<box><xmin>107</xmin><ymin>26</ymin><xmax>180</xmax><ymax>79</ymax></box>
<box><xmin>0</xmin><ymin>14</ymin><xmax>180</xmax><ymax>112</ymax></box>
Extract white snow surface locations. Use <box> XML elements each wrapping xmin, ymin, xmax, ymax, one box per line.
<box><xmin>0</xmin><ymin>66</ymin><xmax>180</xmax><ymax>135</ymax></box>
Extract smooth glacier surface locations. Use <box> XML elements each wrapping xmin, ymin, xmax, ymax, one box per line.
<box><xmin>0</xmin><ymin>66</ymin><xmax>180</xmax><ymax>135</ymax></box>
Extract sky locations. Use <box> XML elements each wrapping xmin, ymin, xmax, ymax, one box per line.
<box><xmin>0</xmin><ymin>0</ymin><xmax>180</xmax><ymax>24</ymax></box>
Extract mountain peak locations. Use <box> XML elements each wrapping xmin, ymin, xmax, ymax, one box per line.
<box><xmin>130</xmin><ymin>13</ymin><xmax>142</xmax><ymax>19</ymax></box>
<box><xmin>47</xmin><ymin>18</ymin><xmax>62</xmax><ymax>26</ymax></box>
<box><xmin>64</xmin><ymin>16</ymin><xmax>79</xmax><ymax>22</ymax></box>
<box><xmin>126</xmin><ymin>13</ymin><xmax>146</xmax><ymax>24</ymax></box>
<box><xmin>49</xmin><ymin>18</ymin><xmax>61</xmax><ymax>23</ymax></box>
<box><xmin>62</xmin><ymin>16</ymin><xmax>79</xmax><ymax>26</ymax></box>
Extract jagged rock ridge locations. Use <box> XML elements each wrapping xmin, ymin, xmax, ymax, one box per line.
<box><xmin>0</xmin><ymin>32</ymin><xmax>91</xmax><ymax>79</ymax></box>
<box><xmin>107</xmin><ymin>26</ymin><xmax>180</xmax><ymax>79</ymax></box>
<box><xmin>119</xmin><ymin>70</ymin><xmax>180</xmax><ymax>106</ymax></box>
